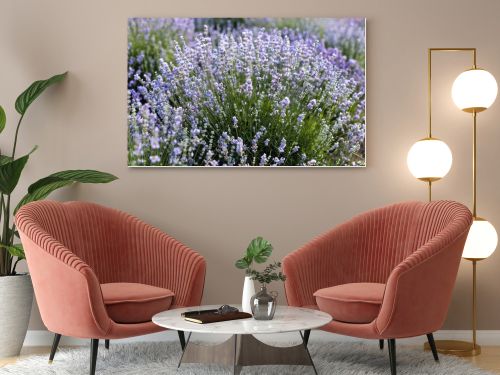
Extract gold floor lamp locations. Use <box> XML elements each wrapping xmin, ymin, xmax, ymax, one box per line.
<box><xmin>407</xmin><ymin>48</ymin><xmax>498</xmax><ymax>356</ymax></box>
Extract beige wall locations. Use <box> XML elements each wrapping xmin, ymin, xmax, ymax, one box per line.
<box><xmin>2</xmin><ymin>0</ymin><xmax>500</xmax><ymax>331</ymax></box>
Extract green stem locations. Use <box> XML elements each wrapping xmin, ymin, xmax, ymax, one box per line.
<box><xmin>10</xmin><ymin>223</ymin><xmax>16</xmax><ymax>243</ymax></box>
<box><xmin>0</xmin><ymin>194</ymin><xmax>5</xmax><ymax>275</ymax></box>
<box><xmin>11</xmin><ymin>258</ymin><xmax>21</xmax><ymax>275</ymax></box>
<box><xmin>2</xmin><ymin>113</ymin><xmax>25</xmax><ymax>275</ymax></box>
<box><xmin>12</xmin><ymin>114</ymin><xmax>24</xmax><ymax>159</ymax></box>
<box><xmin>3</xmin><ymin>194</ymin><xmax>11</xmax><ymax>274</ymax></box>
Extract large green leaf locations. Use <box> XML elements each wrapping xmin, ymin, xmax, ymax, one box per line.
<box><xmin>16</xmin><ymin>180</ymin><xmax>73</xmax><ymax>212</ymax></box>
<box><xmin>246</xmin><ymin>237</ymin><xmax>273</xmax><ymax>264</ymax></box>
<box><xmin>14</xmin><ymin>169</ymin><xmax>117</xmax><ymax>213</ymax></box>
<box><xmin>0</xmin><ymin>105</ymin><xmax>5</xmax><ymax>134</ymax></box>
<box><xmin>235</xmin><ymin>258</ymin><xmax>250</xmax><ymax>269</ymax></box>
<box><xmin>0</xmin><ymin>149</ymin><xmax>36</xmax><ymax>194</ymax></box>
<box><xmin>15</xmin><ymin>72</ymin><xmax>67</xmax><ymax>115</ymax></box>
<box><xmin>28</xmin><ymin>170</ymin><xmax>117</xmax><ymax>193</ymax></box>
<box><xmin>0</xmin><ymin>244</ymin><xmax>25</xmax><ymax>260</ymax></box>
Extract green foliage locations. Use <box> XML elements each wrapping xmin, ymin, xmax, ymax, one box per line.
<box><xmin>235</xmin><ymin>237</ymin><xmax>273</xmax><ymax>273</ymax></box>
<box><xmin>248</xmin><ymin>261</ymin><xmax>287</xmax><ymax>285</ymax></box>
<box><xmin>235</xmin><ymin>237</ymin><xmax>287</xmax><ymax>285</ymax></box>
<box><xmin>0</xmin><ymin>152</ymin><xmax>31</xmax><ymax>195</ymax></box>
<box><xmin>0</xmin><ymin>72</ymin><xmax>117</xmax><ymax>276</ymax></box>
<box><xmin>1</xmin><ymin>244</ymin><xmax>24</xmax><ymax>259</ymax></box>
<box><xmin>15</xmin><ymin>72</ymin><xmax>67</xmax><ymax>115</ymax></box>
<box><xmin>15</xmin><ymin>170</ymin><xmax>118</xmax><ymax>214</ymax></box>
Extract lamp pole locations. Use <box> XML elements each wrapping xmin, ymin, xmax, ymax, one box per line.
<box><xmin>423</xmin><ymin>47</ymin><xmax>484</xmax><ymax>357</ymax></box>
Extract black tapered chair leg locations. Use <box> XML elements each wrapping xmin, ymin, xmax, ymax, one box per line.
<box><xmin>177</xmin><ymin>330</ymin><xmax>186</xmax><ymax>350</ymax></box>
<box><xmin>48</xmin><ymin>333</ymin><xmax>62</xmax><ymax>363</ymax></box>
<box><xmin>303</xmin><ymin>329</ymin><xmax>311</xmax><ymax>347</ymax></box>
<box><xmin>426</xmin><ymin>333</ymin><xmax>439</xmax><ymax>362</ymax></box>
<box><xmin>388</xmin><ymin>339</ymin><xmax>396</xmax><ymax>375</ymax></box>
<box><xmin>90</xmin><ymin>339</ymin><xmax>99</xmax><ymax>375</ymax></box>
<box><xmin>379</xmin><ymin>339</ymin><xmax>384</xmax><ymax>350</ymax></box>
<box><xmin>105</xmin><ymin>339</ymin><xmax>110</xmax><ymax>350</ymax></box>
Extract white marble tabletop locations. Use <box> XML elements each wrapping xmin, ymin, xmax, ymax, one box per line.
<box><xmin>152</xmin><ymin>305</ymin><xmax>332</xmax><ymax>335</ymax></box>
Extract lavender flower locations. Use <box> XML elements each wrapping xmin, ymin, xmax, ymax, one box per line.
<box><xmin>128</xmin><ymin>18</ymin><xmax>365</xmax><ymax>166</ymax></box>
<box><xmin>260</xmin><ymin>153</ymin><xmax>268</xmax><ymax>166</ymax></box>
<box><xmin>278</xmin><ymin>138</ymin><xmax>286</xmax><ymax>154</ymax></box>
<box><xmin>241</xmin><ymin>78</ymin><xmax>253</xmax><ymax>96</ymax></box>
<box><xmin>307</xmin><ymin>99</ymin><xmax>317</xmax><ymax>110</ymax></box>
<box><xmin>280</xmin><ymin>97</ymin><xmax>290</xmax><ymax>108</ymax></box>
<box><xmin>150</xmin><ymin>155</ymin><xmax>161</xmax><ymax>163</ymax></box>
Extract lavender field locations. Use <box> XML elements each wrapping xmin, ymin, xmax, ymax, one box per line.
<box><xmin>128</xmin><ymin>18</ymin><xmax>365</xmax><ymax>166</ymax></box>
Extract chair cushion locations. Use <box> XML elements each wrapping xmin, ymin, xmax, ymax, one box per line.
<box><xmin>313</xmin><ymin>283</ymin><xmax>385</xmax><ymax>324</ymax></box>
<box><xmin>101</xmin><ymin>283</ymin><xmax>174</xmax><ymax>324</ymax></box>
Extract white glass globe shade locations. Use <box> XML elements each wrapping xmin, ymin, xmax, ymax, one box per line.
<box><xmin>452</xmin><ymin>69</ymin><xmax>498</xmax><ymax>112</ymax></box>
<box><xmin>462</xmin><ymin>218</ymin><xmax>498</xmax><ymax>259</ymax></box>
<box><xmin>407</xmin><ymin>138</ymin><xmax>453</xmax><ymax>180</ymax></box>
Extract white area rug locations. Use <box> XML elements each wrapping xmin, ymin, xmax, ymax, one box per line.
<box><xmin>0</xmin><ymin>341</ymin><xmax>494</xmax><ymax>374</ymax></box>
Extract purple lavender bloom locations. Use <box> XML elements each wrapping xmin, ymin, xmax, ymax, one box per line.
<box><xmin>234</xmin><ymin>137</ymin><xmax>244</xmax><ymax>155</ymax></box>
<box><xmin>307</xmin><ymin>99</ymin><xmax>317</xmax><ymax>110</ymax></box>
<box><xmin>259</xmin><ymin>153</ymin><xmax>268</xmax><ymax>166</ymax></box>
<box><xmin>278</xmin><ymin>157</ymin><xmax>286</xmax><ymax>165</ymax></box>
<box><xmin>280</xmin><ymin>97</ymin><xmax>290</xmax><ymax>109</ymax></box>
<box><xmin>251</xmin><ymin>127</ymin><xmax>265</xmax><ymax>153</ymax></box>
<box><xmin>150</xmin><ymin>155</ymin><xmax>161</xmax><ymax>163</ymax></box>
<box><xmin>241</xmin><ymin>77</ymin><xmax>253</xmax><ymax>96</ymax></box>
<box><xmin>173</xmin><ymin>108</ymin><xmax>183</xmax><ymax>128</ymax></box>
<box><xmin>150</xmin><ymin>136</ymin><xmax>160</xmax><ymax>149</ymax></box>
<box><xmin>278</xmin><ymin>138</ymin><xmax>286</xmax><ymax>154</ymax></box>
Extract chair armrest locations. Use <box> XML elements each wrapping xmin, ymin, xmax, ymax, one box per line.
<box><xmin>125</xmin><ymin>219</ymin><xmax>206</xmax><ymax>307</ymax></box>
<box><xmin>283</xmin><ymin>220</ymin><xmax>357</xmax><ymax>307</ymax></box>
<box><xmin>18</xmin><ymin>230</ymin><xmax>111</xmax><ymax>339</ymax></box>
<box><xmin>375</xmin><ymin>227</ymin><xmax>470</xmax><ymax>338</ymax></box>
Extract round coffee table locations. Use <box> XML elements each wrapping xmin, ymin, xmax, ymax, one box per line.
<box><xmin>153</xmin><ymin>305</ymin><xmax>331</xmax><ymax>374</ymax></box>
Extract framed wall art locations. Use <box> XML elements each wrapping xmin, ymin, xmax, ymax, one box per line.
<box><xmin>128</xmin><ymin>18</ymin><xmax>366</xmax><ymax>167</ymax></box>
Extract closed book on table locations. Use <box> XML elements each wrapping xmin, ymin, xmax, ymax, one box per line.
<box><xmin>183</xmin><ymin>311</ymin><xmax>252</xmax><ymax>324</ymax></box>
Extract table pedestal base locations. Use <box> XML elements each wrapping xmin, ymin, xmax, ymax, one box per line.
<box><xmin>178</xmin><ymin>332</ymin><xmax>317</xmax><ymax>374</ymax></box>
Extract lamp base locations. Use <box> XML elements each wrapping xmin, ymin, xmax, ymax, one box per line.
<box><xmin>424</xmin><ymin>340</ymin><xmax>481</xmax><ymax>357</ymax></box>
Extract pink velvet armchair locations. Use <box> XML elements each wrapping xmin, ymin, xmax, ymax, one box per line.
<box><xmin>283</xmin><ymin>200</ymin><xmax>472</xmax><ymax>375</ymax></box>
<box><xmin>16</xmin><ymin>200</ymin><xmax>206</xmax><ymax>375</ymax></box>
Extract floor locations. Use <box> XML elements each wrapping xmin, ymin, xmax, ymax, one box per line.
<box><xmin>1</xmin><ymin>345</ymin><xmax>500</xmax><ymax>373</ymax></box>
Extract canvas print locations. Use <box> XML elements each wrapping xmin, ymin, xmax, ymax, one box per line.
<box><xmin>128</xmin><ymin>18</ymin><xmax>366</xmax><ymax>167</ymax></box>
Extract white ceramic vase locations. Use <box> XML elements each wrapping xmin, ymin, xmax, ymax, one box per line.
<box><xmin>0</xmin><ymin>274</ymin><xmax>34</xmax><ymax>358</ymax></box>
<box><xmin>241</xmin><ymin>275</ymin><xmax>255</xmax><ymax>313</ymax></box>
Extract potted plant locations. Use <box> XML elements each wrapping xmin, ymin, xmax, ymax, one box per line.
<box><xmin>235</xmin><ymin>237</ymin><xmax>273</xmax><ymax>313</ymax></box>
<box><xmin>235</xmin><ymin>237</ymin><xmax>286</xmax><ymax>319</ymax></box>
<box><xmin>0</xmin><ymin>72</ymin><xmax>117</xmax><ymax>358</ymax></box>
